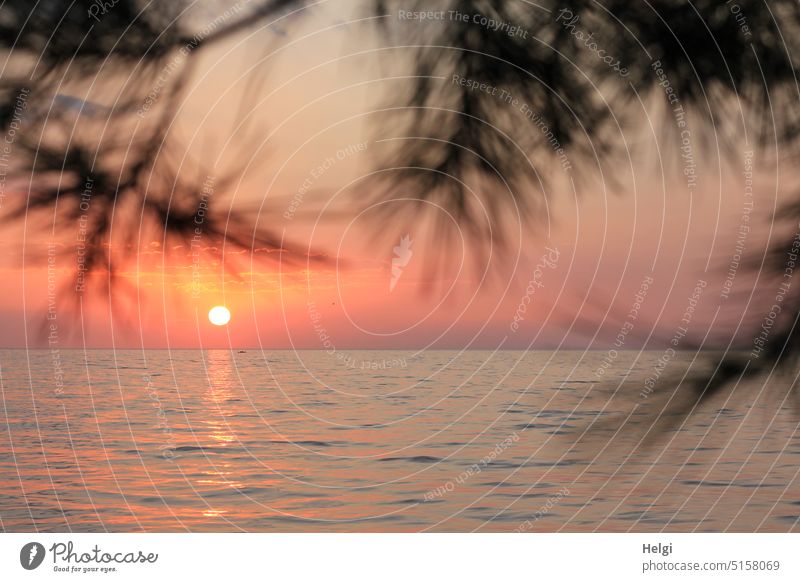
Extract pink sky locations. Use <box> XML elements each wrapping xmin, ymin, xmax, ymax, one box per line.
<box><xmin>0</xmin><ymin>8</ymin><xmax>784</xmax><ymax>349</ymax></box>
<box><xmin>0</xmin><ymin>164</ymin><xmax>776</xmax><ymax>349</ymax></box>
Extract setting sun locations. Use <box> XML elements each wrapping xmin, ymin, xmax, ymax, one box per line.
<box><xmin>208</xmin><ymin>306</ymin><xmax>231</xmax><ymax>326</ymax></box>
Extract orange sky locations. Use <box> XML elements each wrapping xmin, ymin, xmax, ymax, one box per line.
<box><xmin>0</xmin><ymin>5</ymin><xmax>786</xmax><ymax>349</ymax></box>
<box><xmin>0</xmin><ymin>161</ymin><xmax>778</xmax><ymax>349</ymax></box>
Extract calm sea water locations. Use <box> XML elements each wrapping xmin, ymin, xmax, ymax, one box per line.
<box><xmin>1</xmin><ymin>349</ymin><xmax>798</xmax><ymax>532</ymax></box>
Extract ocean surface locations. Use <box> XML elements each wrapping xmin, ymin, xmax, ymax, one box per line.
<box><xmin>1</xmin><ymin>349</ymin><xmax>798</xmax><ymax>532</ymax></box>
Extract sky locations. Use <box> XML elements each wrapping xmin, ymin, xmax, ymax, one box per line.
<box><xmin>0</xmin><ymin>4</ymin><xmax>785</xmax><ymax>350</ymax></box>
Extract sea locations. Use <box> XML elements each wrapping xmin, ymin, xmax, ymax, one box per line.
<box><xmin>1</xmin><ymin>349</ymin><xmax>798</xmax><ymax>532</ymax></box>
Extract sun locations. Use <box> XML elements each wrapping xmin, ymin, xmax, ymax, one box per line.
<box><xmin>208</xmin><ymin>305</ymin><xmax>231</xmax><ymax>326</ymax></box>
